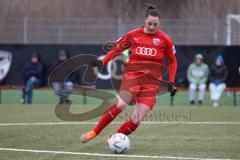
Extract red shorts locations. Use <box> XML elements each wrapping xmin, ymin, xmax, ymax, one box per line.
<box><xmin>119</xmin><ymin>72</ymin><xmax>160</xmax><ymax>109</ymax></box>
<box><xmin>135</xmin><ymin>96</ymin><xmax>157</xmax><ymax>109</ymax></box>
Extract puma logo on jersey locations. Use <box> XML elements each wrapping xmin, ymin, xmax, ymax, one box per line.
<box><xmin>133</xmin><ymin>37</ymin><xmax>140</xmax><ymax>43</ymax></box>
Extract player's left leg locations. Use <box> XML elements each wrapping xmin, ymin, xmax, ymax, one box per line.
<box><xmin>116</xmin><ymin>96</ymin><xmax>156</xmax><ymax>135</ymax></box>
<box><xmin>116</xmin><ymin>83</ymin><xmax>158</xmax><ymax>135</ymax></box>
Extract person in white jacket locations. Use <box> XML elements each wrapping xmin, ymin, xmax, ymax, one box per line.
<box><xmin>187</xmin><ymin>54</ymin><xmax>209</xmax><ymax>105</ymax></box>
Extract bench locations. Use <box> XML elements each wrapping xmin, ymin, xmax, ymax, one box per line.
<box><xmin>0</xmin><ymin>85</ymin><xmax>239</xmax><ymax>106</ymax></box>
<box><xmin>0</xmin><ymin>85</ymin><xmax>96</xmax><ymax>104</ymax></box>
<box><xmin>170</xmin><ymin>87</ymin><xmax>240</xmax><ymax>106</ymax></box>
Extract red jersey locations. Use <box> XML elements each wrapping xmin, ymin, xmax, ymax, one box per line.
<box><xmin>102</xmin><ymin>26</ymin><xmax>177</xmax><ymax>83</ymax></box>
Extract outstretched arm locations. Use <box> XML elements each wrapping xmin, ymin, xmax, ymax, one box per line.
<box><xmin>102</xmin><ymin>33</ymin><xmax>132</xmax><ymax>64</ymax></box>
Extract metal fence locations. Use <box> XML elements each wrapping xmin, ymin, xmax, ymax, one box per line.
<box><xmin>0</xmin><ymin>17</ymin><xmax>239</xmax><ymax>45</ymax></box>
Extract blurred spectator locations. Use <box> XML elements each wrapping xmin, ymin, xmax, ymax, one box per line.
<box><xmin>209</xmin><ymin>55</ymin><xmax>228</xmax><ymax>107</ymax></box>
<box><xmin>48</xmin><ymin>49</ymin><xmax>77</xmax><ymax>102</ymax></box>
<box><xmin>122</xmin><ymin>49</ymin><xmax>130</xmax><ymax>63</ymax></box>
<box><xmin>187</xmin><ymin>54</ymin><xmax>209</xmax><ymax>105</ymax></box>
<box><xmin>22</xmin><ymin>53</ymin><xmax>44</xmax><ymax>104</ymax></box>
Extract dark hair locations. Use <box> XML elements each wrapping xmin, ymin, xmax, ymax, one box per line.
<box><xmin>58</xmin><ymin>49</ymin><xmax>70</xmax><ymax>59</ymax></box>
<box><xmin>145</xmin><ymin>4</ymin><xmax>160</xmax><ymax>19</ymax></box>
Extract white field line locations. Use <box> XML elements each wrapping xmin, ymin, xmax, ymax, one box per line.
<box><xmin>0</xmin><ymin>121</ymin><xmax>240</xmax><ymax>126</ymax></box>
<box><xmin>0</xmin><ymin>147</ymin><xmax>235</xmax><ymax>160</ymax></box>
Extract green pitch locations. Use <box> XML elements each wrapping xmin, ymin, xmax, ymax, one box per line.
<box><xmin>0</xmin><ymin>89</ymin><xmax>240</xmax><ymax>160</ymax></box>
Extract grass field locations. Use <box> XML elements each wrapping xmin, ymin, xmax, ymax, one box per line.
<box><xmin>0</xmin><ymin>89</ymin><xmax>240</xmax><ymax>160</ymax></box>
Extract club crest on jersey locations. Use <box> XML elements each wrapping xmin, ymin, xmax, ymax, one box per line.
<box><xmin>153</xmin><ymin>38</ymin><xmax>160</xmax><ymax>46</ymax></box>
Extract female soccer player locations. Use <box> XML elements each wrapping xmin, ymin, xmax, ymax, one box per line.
<box><xmin>80</xmin><ymin>4</ymin><xmax>177</xmax><ymax>143</ymax></box>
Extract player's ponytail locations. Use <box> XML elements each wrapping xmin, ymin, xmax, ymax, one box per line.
<box><xmin>144</xmin><ymin>4</ymin><xmax>160</xmax><ymax>19</ymax></box>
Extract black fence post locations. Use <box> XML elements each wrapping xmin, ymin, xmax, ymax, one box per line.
<box><xmin>233</xmin><ymin>91</ymin><xmax>237</xmax><ymax>107</ymax></box>
<box><xmin>170</xmin><ymin>96</ymin><xmax>174</xmax><ymax>106</ymax></box>
<box><xmin>83</xmin><ymin>88</ymin><xmax>86</xmax><ymax>104</ymax></box>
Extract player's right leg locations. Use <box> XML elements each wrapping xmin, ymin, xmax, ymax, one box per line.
<box><xmin>116</xmin><ymin>101</ymin><xmax>153</xmax><ymax>135</ymax></box>
<box><xmin>115</xmin><ymin>83</ymin><xmax>157</xmax><ymax>135</ymax></box>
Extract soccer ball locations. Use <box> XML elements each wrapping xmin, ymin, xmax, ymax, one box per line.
<box><xmin>108</xmin><ymin>133</ymin><xmax>130</xmax><ymax>154</ymax></box>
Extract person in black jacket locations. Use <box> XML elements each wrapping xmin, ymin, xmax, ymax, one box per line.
<box><xmin>22</xmin><ymin>53</ymin><xmax>44</xmax><ymax>104</ymax></box>
<box><xmin>48</xmin><ymin>49</ymin><xmax>78</xmax><ymax>102</ymax></box>
<box><xmin>209</xmin><ymin>55</ymin><xmax>228</xmax><ymax>107</ymax></box>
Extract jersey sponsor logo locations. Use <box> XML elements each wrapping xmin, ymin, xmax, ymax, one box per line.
<box><xmin>0</xmin><ymin>50</ymin><xmax>12</xmax><ymax>82</ymax></box>
<box><xmin>136</xmin><ymin>47</ymin><xmax>157</xmax><ymax>56</ymax></box>
<box><xmin>153</xmin><ymin>38</ymin><xmax>160</xmax><ymax>46</ymax></box>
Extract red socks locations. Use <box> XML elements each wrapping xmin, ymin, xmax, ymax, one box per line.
<box><xmin>117</xmin><ymin>120</ymin><xmax>139</xmax><ymax>135</ymax></box>
<box><xmin>93</xmin><ymin>104</ymin><xmax>139</xmax><ymax>136</ymax></box>
<box><xmin>93</xmin><ymin>104</ymin><xmax>122</xmax><ymax>135</ymax></box>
